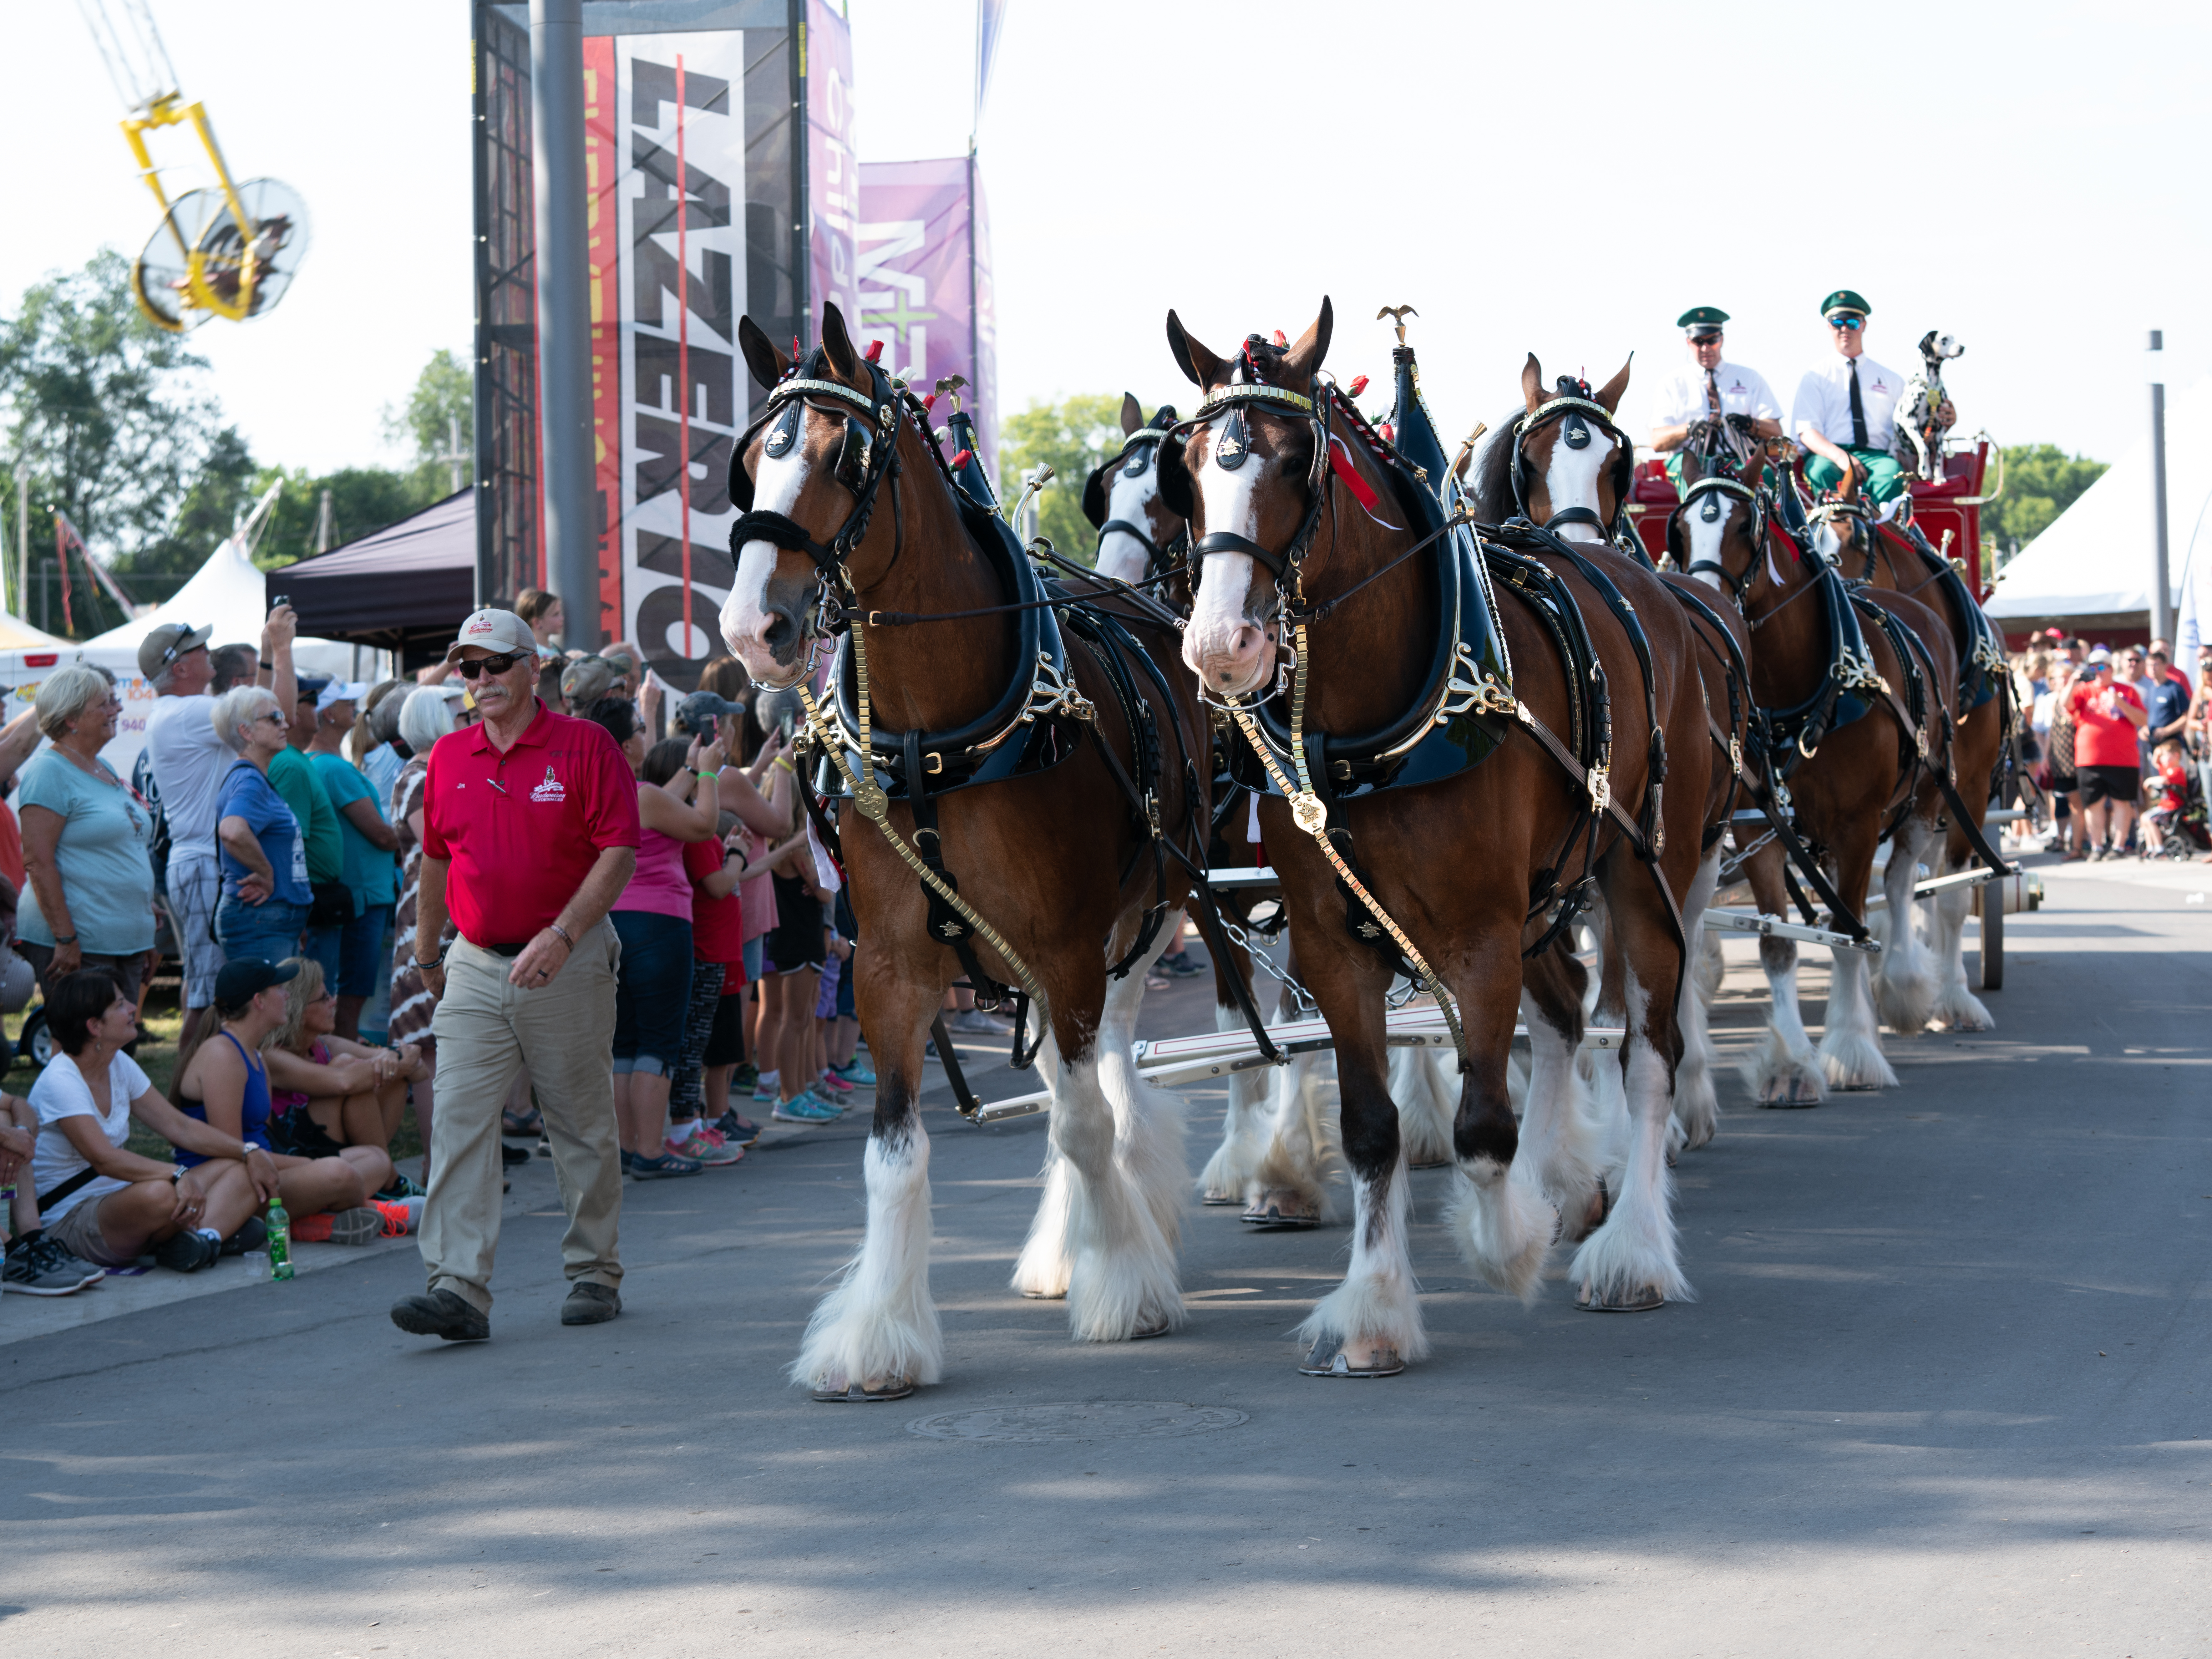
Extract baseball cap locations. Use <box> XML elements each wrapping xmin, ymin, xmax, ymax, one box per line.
<box><xmin>317</xmin><ymin>679</ymin><xmax>371</xmax><ymax>713</ymax></box>
<box><xmin>2083</xmin><ymin>649</ymin><xmax>2113</xmax><ymax>669</ymax></box>
<box><xmin>444</xmin><ymin>606</ymin><xmax>535</xmax><ymax>665</ymax></box>
<box><xmin>675</xmin><ymin>690</ymin><xmax>740</xmax><ymax>733</ymax></box>
<box><xmin>294</xmin><ymin>674</ymin><xmax>332</xmax><ymax>706</ymax></box>
<box><xmin>560</xmin><ymin>655</ymin><xmax>620</xmax><ymax>706</ymax></box>
<box><xmin>137</xmin><ymin>621</ymin><xmax>212</xmax><ymax>680</ymax></box>
<box><xmin>215</xmin><ymin>956</ymin><xmax>300</xmax><ymax>1006</ymax></box>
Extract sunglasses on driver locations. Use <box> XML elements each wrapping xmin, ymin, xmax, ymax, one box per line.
<box><xmin>454</xmin><ymin>650</ymin><xmax>532</xmax><ymax>679</ymax></box>
<box><xmin>1828</xmin><ymin>315</ymin><xmax>1865</xmax><ymax>331</ymax></box>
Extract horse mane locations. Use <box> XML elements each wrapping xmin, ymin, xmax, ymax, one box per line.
<box><xmin>1467</xmin><ymin>402</ymin><xmax>1531</xmax><ymax>524</ymax></box>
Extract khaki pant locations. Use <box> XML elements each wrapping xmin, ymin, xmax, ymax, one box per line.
<box><xmin>421</xmin><ymin>925</ymin><xmax>623</xmax><ymax>1313</ymax></box>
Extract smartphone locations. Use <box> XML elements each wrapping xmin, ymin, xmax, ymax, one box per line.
<box><xmin>272</xmin><ymin>594</ymin><xmax>289</xmax><ymax>608</ymax></box>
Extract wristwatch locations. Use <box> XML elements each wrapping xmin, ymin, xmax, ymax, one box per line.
<box><xmin>169</xmin><ymin>1164</ymin><xmax>185</xmax><ymax>1184</ymax></box>
<box><xmin>416</xmin><ymin>943</ymin><xmax>449</xmax><ymax>970</ymax></box>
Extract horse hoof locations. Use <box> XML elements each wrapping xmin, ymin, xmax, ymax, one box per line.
<box><xmin>1575</xmin><ymin>1282</ymin><xmax>1664</xmax><ymax>1313</ymax></box>
<box><xmin>1242</xmin><ymin>1191</ymin><xmax>1320</xmax><ymax>1230</ymax></box>
<box><xmin>809</xmin><ymin>1374</ymin><xmax>917</xmax><ymax>1403</ymax></box>
<box><xmin>1020</xmin><ymin>1289</ymin><xmax>1065</xmax><ymax>1301</ymax></box>
<box><xmin>1131</xmin><ymin>1317</ymin><xmax>1174</xmax><ymax>1341</ymax></box>
<box><xmin>1408</xmin><ymin>1157</ymin><xmax>1451</xmax><ymax>1171</ymax></box>
<box><xmin>1200</xmin><ymin>1189</ymin><xmax>1242</xmax><ymax>1206</ymax></box>
<box><xmin>1298</xmin><ymin>1336</ymin><xmax>1404</xmax><ymax>1377</ymax></box>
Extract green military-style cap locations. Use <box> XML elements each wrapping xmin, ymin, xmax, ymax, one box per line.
<box><xmin>1820</xmin><ymin>289</ymin><xmax>1872</xmax><ymax>320</ymax></box>
<box><xmin>1677</xmin><ymin>306</ymin><xmax>1729</xmax><ymax>337</ymax></box>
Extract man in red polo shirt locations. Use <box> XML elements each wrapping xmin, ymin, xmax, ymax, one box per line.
<box><xmin>2067</xmin><ymin>650</ymin><xmax>2148</xmax><ymax>862</ymax></box>
<box><xmin>389</xmin><ymin>608</ymin><xmax>641</xmax><ymax>1342</ymax></box>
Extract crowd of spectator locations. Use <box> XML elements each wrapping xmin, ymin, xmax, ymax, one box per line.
<box><xmin>0</xmin><ymin>599</ymin><xmax>908</xmax><ymax>1312</ymax></box>
<box><xmin>2013</xmin><ymin>631</ymin><xmax>2211</xmax><ymax>861</ymax></box>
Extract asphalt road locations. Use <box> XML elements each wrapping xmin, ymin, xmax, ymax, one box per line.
<box><xmin>5</xmin><ymin>862</ymin><xmax>2208</xmax><ymax>1656</ymax></box>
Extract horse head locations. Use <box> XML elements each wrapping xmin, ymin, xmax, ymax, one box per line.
<box><xmin>1673</xmin><ymin>448</ymin><xmax>1768</xmax><ymax>609</ymax></box>
<box><xmin>720</xmin><ymin>302</ymin><xmax>898</xmax><ymax>683</ymax></box>
<box><xmin>1807</xmin><ymin>456</ymin><xmax>1875</xmax><ymax>575</ymax></box>
<box><xmin>1084</xmin><ymin>391</ymin><xmax>1185</xmax><ymax>587</ymax></box>
<box><xmin>1509</xmin><ymin>353</ymin><xmax>1635</xmax><ymax>543</ymax></box>
<box><xmin>1166</xmin><ymin>299</ymin><xmax>1336</xmax><ymax>698</ymax></box>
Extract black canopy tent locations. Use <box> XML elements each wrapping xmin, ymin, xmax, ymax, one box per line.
<box><xmin>269</xmin><ymin>490</ymin><xmax>478</xmax><ymax>670</ymax></box>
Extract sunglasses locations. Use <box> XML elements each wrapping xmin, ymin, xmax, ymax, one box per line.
<box><xmin>456</xmin><ymin>650</ymin><xmax>531</xmax><ymax>679</ymax></box>
<box><xmin>160</xmin><ymin>627</ymin><xmax>205</xmax><ymax>665</ymax></box>
<box><xmin>1828</xmin><ymin>315</ymin><xmax>1865</xmax><ymax>331</ymax></box>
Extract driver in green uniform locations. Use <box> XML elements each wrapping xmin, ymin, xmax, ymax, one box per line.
<box><xmin>1790</xmin><ymin>290</ymin><xmax>1952</xmax><ymax>507</ymax></box>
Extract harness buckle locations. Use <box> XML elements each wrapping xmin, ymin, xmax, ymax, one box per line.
<box><xmin>1588</xmin><ymin>763</ymin><xmax>1611</xmax><ymax>813</ymax></box>
<box><xmin>1290</xmin><ymin>791</ymin><xmax>1328</xmax><ymax>836</ymax></box>
<box><xmin>1730</xmin><ymin>734</ymin><xmax>1744</xmax><ymax>777</ymax></box>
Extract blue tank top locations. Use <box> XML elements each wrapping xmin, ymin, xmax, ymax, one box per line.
<box><xmin>175</xmin><ymin>1031</ymin><xmax>272</xmax><ymax>1169</ymax></box>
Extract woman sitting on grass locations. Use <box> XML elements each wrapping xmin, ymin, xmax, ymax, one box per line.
<box><xmin>175</xmin><ymin>956</ymin><xmax>396</xmax><ymax>1246</ymax></box>
<box><xmin>264</xmin><ymin>956</ymin><xmax>426</xmax><ymax>1198</ymax></box>
<box><xmin>27</xmin><ymin>967</ymin><xmax>282</xmax><ymax>1275</ymax></box>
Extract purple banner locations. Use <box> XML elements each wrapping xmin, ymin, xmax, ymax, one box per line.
<box><xmin>857</xmin><ymin>157</ymin><xmax>997</xmax><ymax>483</ymax></box>
<box><xmin>804</xmin><ymin>0</ymin><xmax>858</xmax><ymax>338</ymax></box>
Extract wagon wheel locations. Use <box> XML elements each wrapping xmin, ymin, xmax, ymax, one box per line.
<box><xmin>1976</xmin><ymin>883</ymin><xmax>2003</xmax><ymax>991</ymax></box>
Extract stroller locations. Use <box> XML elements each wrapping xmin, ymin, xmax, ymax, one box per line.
<box><xmin>2146</xmin><ymin>759</ymin><xmax>2211</xmax><ymax>858</ymax></box>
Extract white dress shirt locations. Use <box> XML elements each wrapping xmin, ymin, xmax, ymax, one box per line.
<box><xmin>1792</xmin><ymin>354</ymin><xmax>1906</xmax><ymax>452</ymax></box>
<box><xmin>1654</xmin><ymin>359</ymin><xmax>1781</xmax><ymax>429</ymax></box>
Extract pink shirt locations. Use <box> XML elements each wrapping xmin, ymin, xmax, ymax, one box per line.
<box><xmin>615</xmin><ymin>816</ymin><xmax>695</xmax><ymax>920</ymax></box>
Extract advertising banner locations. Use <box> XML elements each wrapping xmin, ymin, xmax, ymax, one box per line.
<box><xmin>858</xmin><ymin>158</ymin><xmax>998</xmax><ymax>484</ymax></box>
<box><xmin>805</xmin><ymin>0</ymin><xmax>859</xmax><ymax>333</ymax></box>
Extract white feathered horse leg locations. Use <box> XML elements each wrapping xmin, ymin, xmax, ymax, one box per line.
<box><xmin>1924</xmin><ymin>857</ymin><xmax>1993</xmax><ymax>1031</ymax></box>
<box><xmin>1388</xmin><ymin>1037</ymin><xmax>1458</xmax><ymax>1169</ymax></box>
<box><xmin>1198</xmin><ymin>984</ymin><xmax>1288</xmax><ymax>1205</ymax></box>
<box><xmin>1670</xmin><ymin>850</ymin><xmax>1724</xmax><ymax>1152</ymax></box>
<box><xmin>1008</xmin><ymin>1019</ymin><xmax>1072</xmax><ymax>1299</ymax></box>
<box><xmin>1241</xmin><ymin>1048</ymin><xmax>1342</xmax><ymax>1227</ymax></box>
<box><xmin>1873</xmin><ymin>820</ymin><xmax>1936</xmax><ymax>1036</ymax></box>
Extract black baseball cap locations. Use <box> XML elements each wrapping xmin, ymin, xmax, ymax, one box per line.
<box><xmin>216</xmin><ymin>957</ymin><xmax>300</xmax><ymax>1005</ymax></box>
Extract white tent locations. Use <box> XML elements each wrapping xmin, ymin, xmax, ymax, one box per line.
<box><xmin>85</xmin><ymin>525</ymin><xmax>355</xmax><ymax>677</ymax></box>
<box><xmin>1987</xmin><ymin>377</ymin><xmax>2212</xmax><ymax>632</ymax></box>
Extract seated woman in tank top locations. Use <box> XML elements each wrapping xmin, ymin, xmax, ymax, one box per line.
<box><xmin>262</xmin><ymin>956</ymin><xmax>426</xmax><ymax>1189</ymax></box>
<box><xmin>175</xmin><ymin>955</ymin><xmax>396</xmax><ymax>1243</ymax></box>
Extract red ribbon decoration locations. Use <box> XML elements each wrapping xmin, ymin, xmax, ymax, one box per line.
<box><xmin>1327</xmin><ymin>435</ymin><xmax>1380</xmax><ymax>514</ymax></box>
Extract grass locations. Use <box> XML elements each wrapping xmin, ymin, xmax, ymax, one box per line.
<box><xmin>7</xmin><ymin>972</ymin><xmax>425</xmax><ymax>1168</ymax></box>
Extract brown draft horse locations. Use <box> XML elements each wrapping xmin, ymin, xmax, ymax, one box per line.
<box><xmin>1170</xmin><ymin>302</ymin><xmax>1718</xmax><ymax>1368</ymax></box>
<box><xmin>1819</xmin><ymin>490</ymin><xmax>2007</xmax><ymax>1032</ymax></box>
<box><xmin>719</xmin><ymin>303</ymin><xmax>1208</xmax><ymax>1397</ymax></box>
<box><xmin>1673</xmin><ymin>450</ymin><xmax>1963</xmax><ymax>1100</ymax></box>
<box><xmin>1470</xmin><ymin>380</ymin><xmax>1757</xmax><ymax>1160</ymax></box>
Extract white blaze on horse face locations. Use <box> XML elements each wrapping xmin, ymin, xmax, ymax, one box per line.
<box><xmin>1094</xmin><ymin>465</ymin><xmax>1163</xmax><ymax>586</ymax></box>
<box><xmin>1684</xmin><ymin>495</ymin><xmax>1738</xmax><ymax>594</ymax></box>
<box><xmin>1542</xmin><ymin>428</ymin><xmax>1616</xmax><ymax>544</ymax></box>
<box><xmin>1182</xmin><ymin>419</ymin><xmax>1273</xmax><ymax>695</ymax></box>
<box><xmin>718</xmin><ymin>432</ymin><xmax>814</xmax><ymax>676</ymax></box>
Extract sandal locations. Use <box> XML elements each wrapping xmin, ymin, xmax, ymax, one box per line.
<box><xmin>502</xmin><ymin>1106</ymin><xmax>545</xmax><ymax>1138</ymax></box>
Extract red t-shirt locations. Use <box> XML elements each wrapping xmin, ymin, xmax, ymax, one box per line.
<box><xmin>682</xmin><ymin>835</ymin><xmax>745</xmax><ymax>970</ymax></box>
<box><xmin>422</xmin><ymin>700</ymin><xmax>641</xmax><ymax>946</ymax></box>
<box><xmin>2067</xmin><ymin>680</ymin><xmax>2144</xmax><ymax>769</ymax></box>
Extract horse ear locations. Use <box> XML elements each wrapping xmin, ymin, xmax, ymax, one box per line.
<box><xmin>1157</xmin><ymin>433</ymin><xmax>1195</xmax><ymax>520</ymax></box>
<box><xmin>737</xmin><ymin>316</ymin><xmax>788</xmax><ymax>392</ymax></box>
<box><xmin>1283</xmin><ymin>297</ymin><xmax>1332</xmax><ymax>381</ymax></box>
<box><xmin>1120</xmin><ymin>393</ymin><xmax>1144</xmax><ymax>436</ymax></box>
<box><xmin>1739</xmin><ymin>453</ymin><xmax>1764</xmax><ymax>492</ymax></box>
<box><xmin>1167</xmin><ymin>310</ymin><xmax>1222</xmax><ymax>389</ymax></box>
<box><xmin>1834</xmin><ymin>458</ymin><xmax>1859</xmax><ymax>503</ymax></box>
<box><xmin>1594</xmin><ymin>354</ymin><xmax>1633</xmax><ymax>415</ymax></box>
<box><xmin>1521</xmin><ymin>354</ymin><xmax>1547</xmax><ymax>415</ymax></box>
<box><xmin>819</xmin><ymin>302</ymin><xmax>860</xmax><ymax>379</ymax></box>
<box><xmin>1680</xmin><ymin>449</ymin><xmax>1705</xmax><ymax>489</ymax></box>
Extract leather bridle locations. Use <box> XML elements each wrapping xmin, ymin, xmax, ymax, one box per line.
<box><xmin>1510</xmin><ymin>391</ymin><xmax>1640</xmax><ymax>549</ymax></box>
<box><xmin>1172</xmin><ymin>378</ymin><xmax>1335</xmax><ymax>594</ymax></box>
<box><xmin>1674</xmin><ymin>474</ymin><xmax>1762</xmax><ymax>602</ymax></box>
<box><xmin>1085</xmin><ymin>425</ymin><xmax>1190</xmax><ymax>584</ymax></box>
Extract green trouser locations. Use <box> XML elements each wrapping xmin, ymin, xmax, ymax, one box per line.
<box><xmin>1804</xmin><ymin>445</ymin><xmax>1906</xmax><ymax>505</ymax></box>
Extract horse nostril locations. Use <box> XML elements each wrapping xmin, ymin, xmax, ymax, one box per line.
<box><xmin>763</xmin><ymin>613</ymin><xmax>794</xmax><ymax>651</ymax></box>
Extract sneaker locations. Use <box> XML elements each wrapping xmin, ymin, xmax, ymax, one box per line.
<box><xmin>816</xmin><ymin>1068</ymin><xmax>854</xmax><ymax>1095</ymax></box>
<box><xmin>374</xmin><ymin>1173</ymin><xmax>427</xmax><ymax>1202</ymax></box>
<box><xmin>627</xmin><ymin>1151</ymin><xmax>703</xmax><ymax>1180</ymax></box>
<box><xmin>619</xmin><ymin>1148</ymin><xmax>637</xmax><ymax>1176</ymax></box>
<box><xmin>561</xmin><ymin>1281</ymin><xmax>621</xmax><ymax>1326</ymax></box>
<box><xmin>950</xmin><ymin>1008</ymin><xmax>1010</xmax><ymax>1035</ymax></box>
<box><xmin>831</xmin><ymin>1059</ymin><xmax>876</xmax><ymax>1088</ymax></box>
<box><xmin>219</xmin><ymin>1216</ymin><xmax>268</xmax><ymax>1257</ymax></box>
<box><xmin>369</xmin><ymin>1200</ymin><xmax>415</xmax><ymax>1237</ymax></box>
<box><xmin>712</xmin><ymin>1109</ymin><xmax>762</xmax><ymax>1147</ymax></box>
<box><xmin>325</xmin><ymin>1206</ymin><xmax>386</xmax><ymax>1246</ymax></box>
<box><xmin>772</xmin><ymin>1091</ymin><xmax>841</xmax><ymax>1124</ymax></box>
<box><xmin>3</xmin><ymin>1231</ymin><xmax>101</xmax><ymax>1295</ymax></box>
<box><xmin>500</xmin><ymin>1141</ymin><xmax>530</xmax><ymax>1168</ymax></box>
<box><xmin>1160</xmin><ymin>947</ymin><xmax>1207</xmax><ymax>978</ymax></box>
<box><xmin>732</xmin><ymin>1063</ymin><xmax>759</xmax><ymax>1093</ymax></box>
<box><xmin>154</xmin><ymin>1229</ymin><xmax>222</xmax><ymax>1273</ymax></box>
<box><xmin>390</xmin><ymin>1287</ymin><xmax>489</xmax><ymax>1342</ymax></box>
<box><xmin>667</xmin><ymin>1129</ymin><xmax>744</xmax><ymax>1167</ymax></box>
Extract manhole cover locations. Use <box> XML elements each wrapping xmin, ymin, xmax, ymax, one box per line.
<box><xmin>906</xmin><ymin>1401</ymin><xmax>1248</xmax><ymax>1443</ymax></box>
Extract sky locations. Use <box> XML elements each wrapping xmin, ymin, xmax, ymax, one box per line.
<box><xmin>4</xmin><ymin>0</ymin><xmax>2207</xmax><ymax>490</ymax></box>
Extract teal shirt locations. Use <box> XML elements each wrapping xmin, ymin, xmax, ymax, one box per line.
<box><xmin>311</xmin><ymin>751</ymin><xmax>398</xmax><ymax>909</ymax></box>
<box><xmin>14</xmin><ymin>748</ymin><xmax>157</xmax><ymax>955</ymax></box>
<box><xmin>267</xmin><ymin>746</ymin><xmax>344</xmax><ymax>887</ymax></box>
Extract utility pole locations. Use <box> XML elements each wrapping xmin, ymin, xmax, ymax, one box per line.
<box><xmin>434</xmin><ymin>413</ymin><xmax>469</xmax><ymax>496</ymax></box>
<box><xmin>316</xmin><ymin>488</ymin><xmax>335</xmax><ymax>553</ymax></box>
<box><xmin>12</xmin><ymin>462</ymin><xmax>25</xmax><ymax>621</ymax></box>
<box><xmin>2149</xmin><ymin>330</ymin><xmax>2173</xmax><ymax>644</ymax></box>
<box><xmin>530</xmin><ymin>0</ymin><xmax>599</xmax><ymax>650</ymax></box>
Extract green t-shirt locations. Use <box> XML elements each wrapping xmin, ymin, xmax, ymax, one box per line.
<box><xmin>311</xmin><ymin>751</ymin><xmax>398</xmax><ymax>909</ymax></box>
<box><xmin>267</xmin><ymin>746</ymin><xmax>344</xmax><ymax>887</ymax></box>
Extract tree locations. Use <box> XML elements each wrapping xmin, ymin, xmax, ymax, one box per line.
<box><xmin>1986</xmin><ymin>444</ymin><xmax>2106</xmax><ymax>553</ymax></box>
<box><xmin>996</xmin><ymin>393</ymin><xmax>1132</xmax><ymax>565</ymax></box>
<box><xmin>122</xmin><ymin>424</ymin><xmax>259</xmax><ymax>575</ymax></box>
<box><xmin>252</xmin><ymin>464</ymin><xmax>439</xmax><ymax>570</ymax></box>
<box><xmin>383</xmin><ymin>347</ymin><xmax>473</xmax><ymax>498</ymax></box>
<box><xmin>0</xmin><ymin>251</ymin><xmax>220</xmax><ymax>566</ymax></box>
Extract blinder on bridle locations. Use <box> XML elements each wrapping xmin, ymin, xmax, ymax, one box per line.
<box><xmin>1671</xmin><ymin>474</ymin><xmax>1763</xmax><ymax>603</ymax></box>
<box><xmin>1510</xmin><ymin>377</ymin><xmax>1638</xmax><ymax>546</ymax></box>
<box><xmin>727</xmin><ymin>347</ymin><xmax>905</xmax><ymax>584</ymax></box>
<box><xmin>1082</xmin><ymin>407</ymin><xmax>1188</xmax><ymax>579</ymax></box>
<box><xmin>1170</xmin><ymin>363</ymin><xmax>1332</xmax><ymax>591</ymax></box>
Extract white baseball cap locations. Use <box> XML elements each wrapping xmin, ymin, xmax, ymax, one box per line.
<box><xmin>444</xmin><ymin>607</ymin><xmax>535</xmax><ymax>664</ymax></box>
<box><xmin>317</xmin><ymin>679</ymin><xmax>372</xmax><ymax>713</ymax></box>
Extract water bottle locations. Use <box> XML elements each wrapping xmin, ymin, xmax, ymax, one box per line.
<box><xmin>266</xmin><ymin>1197</ymin><xmax>294</xmax><ymax>1281</ymax></box>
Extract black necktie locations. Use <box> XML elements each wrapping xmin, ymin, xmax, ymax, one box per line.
<box><xmin>1848</xmin><ymin>358</ymin><xmax>1869</xmax><ymax>449</ymax></box>
<box><xmin>1705</xmin><ymin>368</ymin><xmax>1721</xmax><ymax>419</ymax></box>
